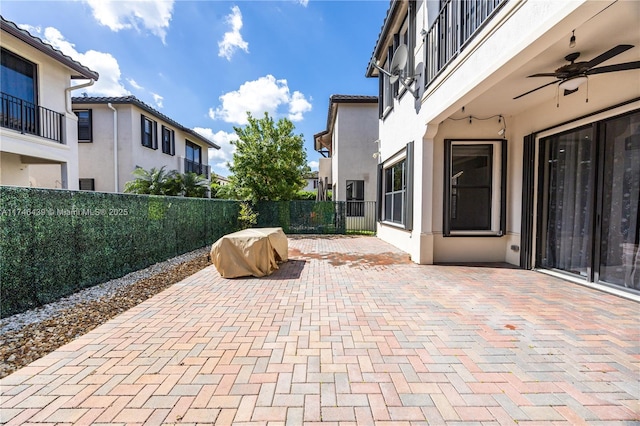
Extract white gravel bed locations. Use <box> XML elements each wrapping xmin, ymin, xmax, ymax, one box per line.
<box><xmin>0</xmin><ymin>246</ymin><xmax>210</xmax><ymax>335</ymax></box>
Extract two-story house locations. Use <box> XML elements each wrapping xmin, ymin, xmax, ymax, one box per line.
<box><xmin>314</xmin><ymin>95</ymin><xmax>379</xmax><ymax>230</ymax></box>
<box><xmin>1</xmin><ymin>16</ymin><xmax>99</xmax><ymax>190</ymax></box>
<box><xmin>367</xmin><ymin>0</ymin><xmax>639</xmax><ymax>294</ymax></box>
<box><xmin>70</xmin><ymin>96</ymin><xmax>219</xmax><ymax>193</ymax></box>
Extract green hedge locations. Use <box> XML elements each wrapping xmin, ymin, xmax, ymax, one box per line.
<box><xmin>255</xmin><ymin>200</ymin><xmax>345</xmax><ymax>234</ymax></box>
<box><xmin>0</xmin><ymin>186</ymin><xmax>241</xmax><ymax>318</ymax></box>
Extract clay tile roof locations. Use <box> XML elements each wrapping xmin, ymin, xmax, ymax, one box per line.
<box><xmin>1</xmin><ymin>15</ymin><xmax>99</xmax><ymax>80</ymax></box>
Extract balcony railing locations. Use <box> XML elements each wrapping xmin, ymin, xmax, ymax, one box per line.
<box><xmin>1</xmin><ymin>92</ymin><xmax>64</xmax><ymax>143</ymax></box>
<box><xmin>184</xmin><ymin>158</ymin><xmax>210</xmax><ymax>178</ymax></box>
<box><xmin>424</xmin><ymin>0</ymin><xmax>507</xmax><ymax>88</ymax></box>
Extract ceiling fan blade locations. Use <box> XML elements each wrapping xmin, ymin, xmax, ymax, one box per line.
<box><xmin>563</xmin><ymin>88</ymin><xmax>579</xmax><ymax>96</ymax></box>
<box><xmin>585</xmin><ymin>44</ymin><xmax>634</xmax><ymax>69</ymax></box>
<box><xmin>527</xmin><ymin>73</ymin><xmax>559</xmax><ymax>78</ymax></box>
<box><xmin>513</xmin><ymin>80</ymin><xmax>560</xmax><ymax>100</ymax></box>
<box><xmin>587</xmin><ymin>61</ymin><xmax>640</xmax><ymax>75</ymax></box>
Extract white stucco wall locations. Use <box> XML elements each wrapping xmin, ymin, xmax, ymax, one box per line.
<box><xmin>375</xmin><ymin>0</ymin><xmax>640</xmax><ymax>265</ymax></box>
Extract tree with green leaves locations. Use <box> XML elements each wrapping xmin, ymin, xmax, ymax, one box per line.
<box><xmin>124</xmin><ymin>167</ymin><xmax>209</xmax><ymax>198</ymax></box>
<box><xmin>227</xmin><ymin>112</ymin><xmax>310</xmax><ymax>202</ymax></box>
<box><xmin>124</xmin><ymin>166</ymin><xmax>181</xmax><ymax>196</ymax></box>
<box><xmin>181</xmin><ymin>172</ymin><xmax>209</xmax><ymax>198</ymax></box>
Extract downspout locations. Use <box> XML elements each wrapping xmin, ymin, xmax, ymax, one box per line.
<box><xmin>64</xmin><ymin>79</ymin><xmax>95</xmax><ymax>114</ymax></box>
<box><xmin>107</xmin><ymin>103</ymin><xmax>119</xmax><ymax>192</ymax></box>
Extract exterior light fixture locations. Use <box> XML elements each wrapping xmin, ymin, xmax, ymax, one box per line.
<box><xmin>569</xmin><ymin>30</ymin><xmax>576</xmax><ymax>48</ymax></box>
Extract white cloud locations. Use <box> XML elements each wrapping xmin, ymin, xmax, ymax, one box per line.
<box><xmin>308</xmin><ymin>160</ymin><xmax>319</xmax><ymax>170</ymax></box>
<box><xmin>218</xmin><ymin>6</ymin><xmax>249</xmax><ymax>61</ymax></box>
<box><xmin>297</xmin><ymin>0</ymin><xmax>310</xmax><ymax>6</ymax></box>
<box><xmin>288</xmin><ymin>91</ymin><xmax>313</xmax><ymax>122</ymax></box>
<box><xmin>151</xmin><ymin>92</ymin><xmax>164</xmax><ymax>108</ymax></box>
<box><xmin>84</xmin><ymin>0</ymin><xmax>174</xmax><ymax>43</ymax></box>
<box><xmin>127</xmin><ymin>78</ymin><xmax>143</xmax><ymax>90</ymax></box>
<box><xmin>32</xmin><ymin>26</ymin><xmax>129</xmax><ymax>97</ymax></box>
<box><xmin>209</xmin><ymin>75</ymin><xmax>312</xmax><ymax>125</ymax></box>
<box><xmin>194</xmin><ymin>127</ymin><xmax>238</xmax><ymax>176</ymax></box>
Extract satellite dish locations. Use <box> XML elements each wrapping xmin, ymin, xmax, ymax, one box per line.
<box><xmin>368</xmin><ymin>43</ymin><xmax>420</xmax><ymax>99</ymax></box>
<box><xmin>389</xmin><ymin>44</ymin><xmax>408</xmax><ymax>83</ymax></box>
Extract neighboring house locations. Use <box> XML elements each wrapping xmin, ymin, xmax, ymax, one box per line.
<box><xmin>314</xmin><ymin>94</ymin><xmax>379</xmax><ymax>230</ymax></box>
<box><xmin>0</xmin><ymin>16</ymin><xmax>99</xmax><ymax>189</ymax></box>
<box><xmin>303</xmin><ymin>171</ymin><xmax>318</xmax><ymax>192</ymax></box>
<box><xmin>70</xmin><ymin>96</ymin><xmax>220</xmax><ymax>193</ymax></box>
<box><xmin>366</xmin><ymin>0</ymin><xmax>640</xmax><ymax>293</ymax></box>
<box><xmin>212</xmin><ymin>174</ymin><xmax>229</xmax><ymax>186</ymax></box>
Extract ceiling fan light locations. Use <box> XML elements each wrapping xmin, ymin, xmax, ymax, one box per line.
<box><xmin>559</xmin><ymin>75</ymin><xmax>588</xmax><ymax>91</ymax></box>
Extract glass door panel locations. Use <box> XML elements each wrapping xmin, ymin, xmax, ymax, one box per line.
<box><xmin>539</xmin><ymin>127</ymin><xmax>595</xmax><ymax>277</ymax></box>
<box><xmin>599</xmin><ymin>112</ymin><xmax>640</xmax><ymax>290</ymax></box>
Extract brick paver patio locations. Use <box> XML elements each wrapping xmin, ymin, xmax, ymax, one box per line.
<box><xmin>1</xmin><ymin>236</ymin><xmax>638</xmax><ymax>425</ymax></box>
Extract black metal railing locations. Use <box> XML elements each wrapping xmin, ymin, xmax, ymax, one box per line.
<box><xmin>184</xmin><ymin>158</ymin><xmax>210</xmax><ymax>178</ymax></box>
<box><xmin>425</xmin><ymin>0</ymin><xmax>506</xmax><ymax>88</ymax></box>
<box><xmin>1</xmin><ymin>92</ymin><xmax>64</xmax><ymax>143</ymax></box>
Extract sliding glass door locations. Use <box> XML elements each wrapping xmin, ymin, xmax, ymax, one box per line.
<box><xmin>539</xmin><ymin>126</ymin><xmax>595</xmax><ymax>278</ymax></box>
<box><xmin>538</xmin><ymin>110</ymin><xmax>640</xmax><ymax>291</ymax></box>
<box><xmin>597</xmin><ymin>113</ymin><xmax>640</xmax><ymax>289</ymax></box>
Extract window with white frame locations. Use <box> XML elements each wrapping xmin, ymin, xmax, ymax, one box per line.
<box><xmin>443</xmin><ymin>139</ymin><xmax>506</xmax><ymax>236</ymax></box>
<box><xmin>384</xmin><ymin>160</ymin><xmax>406</xmax><ymax>224</ymax></box>
<box><xmin>379</xmin><ymin>142</ymin><xmax>414</xmax><ymax>229</ymax></box>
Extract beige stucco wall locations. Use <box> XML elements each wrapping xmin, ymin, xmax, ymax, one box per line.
<box><xmin>332</xmin><ymin>103</ymin><xmax>379</xmax><ymax>202</ymax></box>
<box><xmin>1</xmin><ymin>28</ymin><xmax>81</xmax><ymax>189</ymax></box>
<box><xmin>76</xmin><ymin>103</ymin><xmax>212</xmax><ymax>193</ymax></box>
<box><xmin>0</xmin><ymin>153</ymin><xmax>30</xmax><ymax>186</ymax></box>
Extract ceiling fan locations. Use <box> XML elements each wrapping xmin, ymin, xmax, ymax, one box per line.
<box><xmin>514</xmin><ymin>44</ymin><xmax>640</xmax><ymax>100</ymax></box>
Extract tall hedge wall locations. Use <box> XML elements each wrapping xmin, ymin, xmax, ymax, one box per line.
<box><xmin>0</xmin><ymin>186</ymin><xmax>241</xmax><ymax>318</ymax></box>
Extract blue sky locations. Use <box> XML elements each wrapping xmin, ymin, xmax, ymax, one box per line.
<box><xmin>1</xmin><ymin>0</ymin><xmax>389</xmax><ymax>177</ymax></box>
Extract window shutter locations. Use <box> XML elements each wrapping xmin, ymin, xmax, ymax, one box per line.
<box><xmin>87</xmin><ymin>109</ymin><xmax>93</xmax><ymax>141</ymax></box>
<box><xmin>153</xmin><ymin>121</ymin><xmax>158</xmax><ymax>149</ymax></box>
<box><xmin>378</xmin><ymin>74</ymin><xmax>384</xmax><ymax>119</ymax></box>
<box><xmin>408</xmin><ymin>0</ymin><xmax>416</xmax><ymax>75</ymax></box>
<box><xmin>443</xmin><ymin>140</ymin><xmax>452</xmax><ymax>236</ymax></box>
<box><xmin>171</xmin><ymin>130</ymin><xmax>175</xmax><ymax>156</ymax></box>
<box><xmin>140</xmin><ymin>115</ymin><xmax>145</xmax><ymax>146</ymax></box>
<box><xmin>377</xmin><ymin>163</ymin><xmax>383</xmax><ymax>221</ymax></box>
<box><xmin>520</xmin><ymin>133</ymin><xmax>535</xmax><ymax>269</ymax></box>
<box><xmin>393</xmin><ymin>34</ymin><xmax>400</xmax><ymax>97</ymax></box>
<box><xmin>404</xmin><ymin>141</ymin><xmax>414</xmax><ymax>231</ymax></box>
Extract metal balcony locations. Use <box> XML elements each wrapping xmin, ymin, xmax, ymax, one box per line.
<box><xmin>1</xmin><ymin>92</ymin><xmax>64</xmax><ymax>143</ymax></box>
<box><xmin>424</xmin><ymin>0</ymin><xmax>507</xmax><ymax>88</ymax></box>
<box><xmin>184</xmin><ymin>158</ymin><xmax>210</xmax><ymax>178</ymax></box>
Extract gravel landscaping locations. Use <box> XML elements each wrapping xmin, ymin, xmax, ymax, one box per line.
<box><xmin>0</xmin><ymin>247</ymin><xmax>211</xmax><ymax>379</ymax></box>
